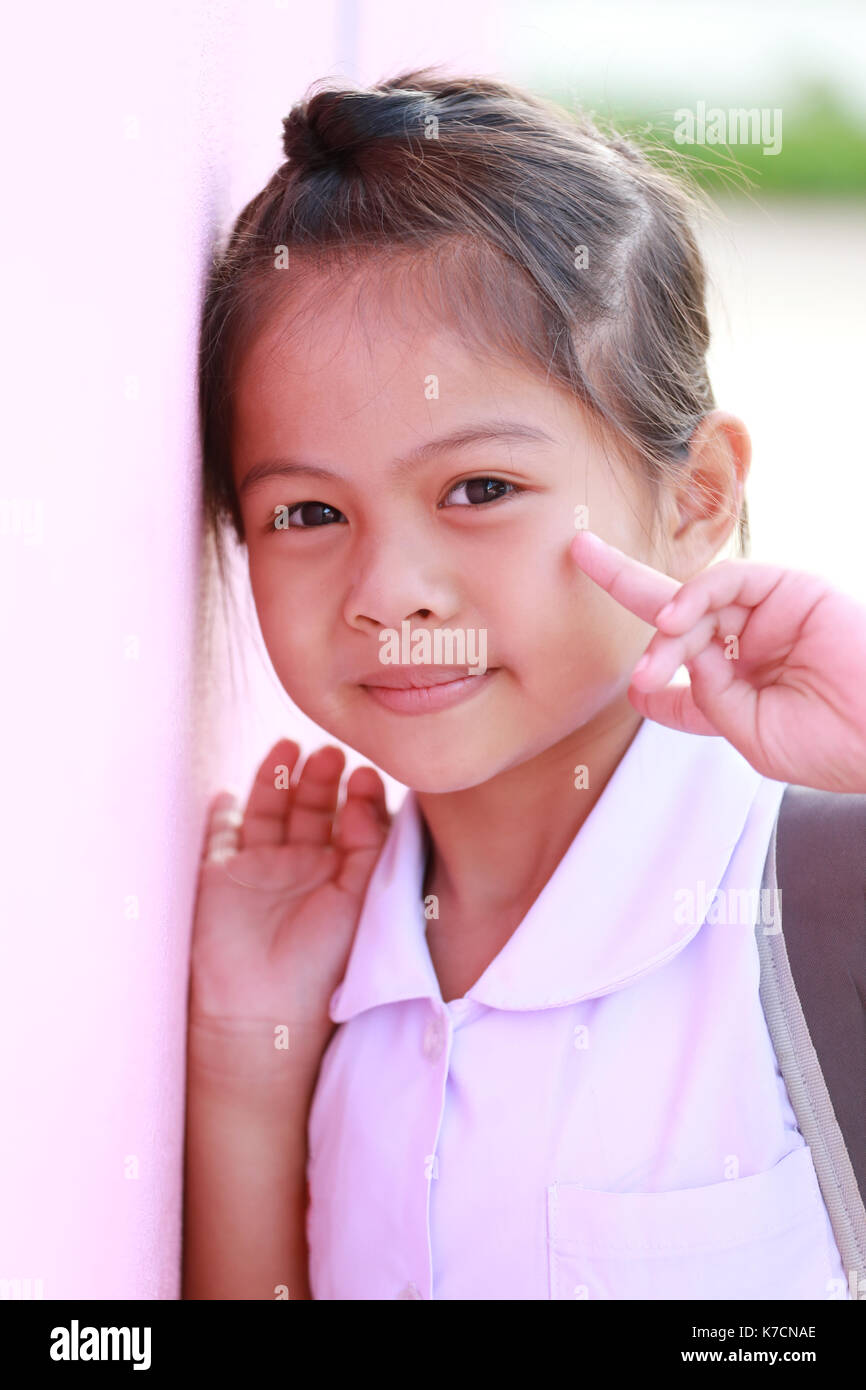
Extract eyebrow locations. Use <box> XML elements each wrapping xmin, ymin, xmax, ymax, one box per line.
<box><xmin>237</xmin><ymin>419</ymin><xmax>557</xmax><ymax>497</ymax></box>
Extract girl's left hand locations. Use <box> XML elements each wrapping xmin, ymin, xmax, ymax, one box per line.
<box><xmin>571</xmin><ymin>529</ymin><xmax>866</xmax><ymax>793</ymax></box>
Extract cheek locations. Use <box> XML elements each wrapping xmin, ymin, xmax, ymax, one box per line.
<box><xmin>513</xmin><ymin>565</ymin><xmax>648</xmax><ymax>688</ymax></box>
<box><xmin>248</xmin><ymin>560</ymin><xmax>329</xmax><ymax>668</ymax></box>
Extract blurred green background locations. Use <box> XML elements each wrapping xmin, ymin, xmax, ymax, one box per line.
<box><xmin>553</xmin><ymin>79</ymin><xmax>866</xmax><ymax>196</ymax></box>
<box><xmin>506</xmin><ymin>0</ymin><xmax>866</xmax><ymax>197</ymax></box>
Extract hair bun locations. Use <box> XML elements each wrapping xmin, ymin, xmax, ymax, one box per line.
<box><xmin>281</xmin><ymin>85</ymin><xmax>434</xmax><ymax>174</ymax></box>
<box><xmin>281</xmin><ymin>105</ymin><xmax>335</xmax><ymax>170</ymax></box>
<box><xmin>281</xmin><ymin>91</ymin><xmax>369</xmax><ymax>172</ymax></box>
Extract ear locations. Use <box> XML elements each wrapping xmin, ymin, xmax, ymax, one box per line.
<box><xmin>669</xmin><ymin>409</ymin><xmax>750</xmax><ymax>572</ymax></box>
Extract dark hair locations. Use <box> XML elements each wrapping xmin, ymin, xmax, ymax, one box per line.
<box><xmin>199</xmin><ymin>65</ymin><xmax>749</xmax><ymax>593</ymax></box>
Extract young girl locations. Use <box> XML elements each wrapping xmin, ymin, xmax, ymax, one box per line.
<box><xmin>184</xmin><ymin>67</ymin><xmax>866</xmax><ymax>1300</ymax></box>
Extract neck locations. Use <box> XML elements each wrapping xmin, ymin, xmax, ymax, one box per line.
<box><xmin>418</xmin><ymin>698</ymin><xmax>644</xmax><ymax>916</ymax></box>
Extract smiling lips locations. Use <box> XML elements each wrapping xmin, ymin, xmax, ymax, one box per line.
<box><xmin>358</xmin><ymin>666</ymin><xmax>498</xmax><ymax>714</ymax></box>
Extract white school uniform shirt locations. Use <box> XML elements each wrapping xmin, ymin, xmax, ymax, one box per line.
<box><xmin>306</xmin><ymin>716</ymin><xmax>849</xmax><ymax>1300</ymax></box>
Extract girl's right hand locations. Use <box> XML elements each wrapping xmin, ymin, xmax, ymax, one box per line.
<box><xmin>188</xmin><ymin>739</ymin><xmax>390</xmax><ymax>1059</ymax></box>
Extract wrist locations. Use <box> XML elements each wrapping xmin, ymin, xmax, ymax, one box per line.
<box><xmin>187</xmin><ymin>1013</ymin><xmax>333</xmax><ymax>1101</ymax></box>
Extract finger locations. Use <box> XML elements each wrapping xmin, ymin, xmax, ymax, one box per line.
<box><xmin>332</xmin><ymin>768</ymin><xmax>391</xmax><ymax>898</ymax></box>
<box><xmin>240</xmin><ymin>738</ymin><xmax>301</xmax><ymax>850</ymax></box>
<box><xmin>654</xmin><ymin>560</ymin><xmax>786</xmax><ymax>635</ymax></box>
<box><xmin>687</xmin><ymin>637</ymin><xmax>753</xmax><ymax>710</ymax></box>
<box><xmin>635</xmin><ymin>602</ymin><xmax>750</xmax><ymax>689</ymax></box>
<box><xmin>335</xmin><ymin>837</ymin><xmax>389</xmax><ymax>900</ymax></box>
<box><xmin>333</xmin><ymin>766</ymin><xmax>390</xmax><ymax>855</ymax></box>
<box><xmin>631</xmin><ymin>612</ymin><xmax>727</xmax><ymax>690</ymax></box>
<box><xmin>570</xmin><ymin>530</ymin><xmax>681</xmax><ymax>625</ymax></box>
<box><xmin>203</xmin><ymin>791</ymin><xmax>243</xmax><ymax>863</ymax></box>
<box><xmin>285</xmin><ymin>745</ymin><xmax>346</xmax><ymax>846</ymax></box>
<box><xmin>627</xmin><ymin>680</ymin><xmax>721</xmax><ymax>736</ymax></box>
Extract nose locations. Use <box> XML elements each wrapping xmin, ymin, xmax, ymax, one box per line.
<box><xmin>342</xmin><ymin>532</ymin><xmax>461</xmax><ymax>634</ymax></box>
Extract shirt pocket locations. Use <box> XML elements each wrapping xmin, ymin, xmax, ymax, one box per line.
<box><xmin>547</xmin><ymin>1145</ymin><xmax>840</xmax><ymax>1300</ymax></box>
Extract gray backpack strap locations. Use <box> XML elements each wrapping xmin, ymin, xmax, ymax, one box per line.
<box><xmin>757</xmin><ymin>784</ymin><xmax>866</xmax><ymax>1291</ymax></box>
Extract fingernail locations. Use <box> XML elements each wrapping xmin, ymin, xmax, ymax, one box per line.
<box><xmin>656</xmin><ymin>601</ymin><xmax>676</xmax><ymax>623</ymax></box>
<box><xmin>633</xmin><ymin>654</ymin><xmax>651</xmax><ymax>675</ymax></box>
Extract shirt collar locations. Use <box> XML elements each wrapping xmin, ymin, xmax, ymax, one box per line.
<box><xmin>329</xmin><ymin>718</ymin><xmax>766</xmax><ymax>1021</ymax></box>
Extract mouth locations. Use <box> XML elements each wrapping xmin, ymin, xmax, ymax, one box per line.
<box><xmin>358</xmin><ymin>667</ymin><xmax>499</xmax><ymax>714</ymax></box>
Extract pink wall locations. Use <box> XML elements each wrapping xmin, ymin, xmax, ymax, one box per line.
<box><xmin>0</xmin><ymin>0</ymin><xmax>496</xmax><ymax>1299</ymax></box>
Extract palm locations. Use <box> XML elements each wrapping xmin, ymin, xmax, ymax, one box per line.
<box><xmin>190</xmin><ymin>740</ymin><xmax>390</xmax><ymax>1031</ymax></box>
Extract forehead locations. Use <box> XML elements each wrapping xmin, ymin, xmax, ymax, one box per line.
<box><xmin>230</xmin><ymin>255</ymin><xmax>599</xmax><ymax>475</ymax></box>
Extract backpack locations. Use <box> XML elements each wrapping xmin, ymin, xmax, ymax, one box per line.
<box><xmin>757</xmin><ymin>784</ymin><xmax>866</xmax><ymax>1297</ymax></box>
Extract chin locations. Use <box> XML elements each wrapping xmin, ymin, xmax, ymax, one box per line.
<box><xmin>357</xmin><ymin>737</ymin><xmax>517</xmax><ymax>795</ymax></box>
<box><xmin>397</xmin><ymin>766</ymin><xmax>493</xmax><ymax>794</ymax></box>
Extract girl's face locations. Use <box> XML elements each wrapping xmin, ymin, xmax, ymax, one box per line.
<box><xmin>231</xmin><ymin>276</ymin><xmax>669</xmax><ymax>792</ymax></box>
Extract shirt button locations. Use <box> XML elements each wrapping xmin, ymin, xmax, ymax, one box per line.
<box><xmin>422</xmin><ymin>1015</ymin><xmax>446</xmax><ymax>1061</ymax></box>
<box><xmin>396</xmin><ymin>1281</ymin><xmax>423</xmax><ymax>1299</ymax></box>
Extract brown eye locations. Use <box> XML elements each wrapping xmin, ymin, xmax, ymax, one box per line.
<box><xmin>269</xmin><ymin>501</ymin><xmax>346</xmax><ymax>531</ymax></box>
<box><xmin>442</xmin><ymin>477</ymin><xmax>521</xmax><ymax>507</ymax></box>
